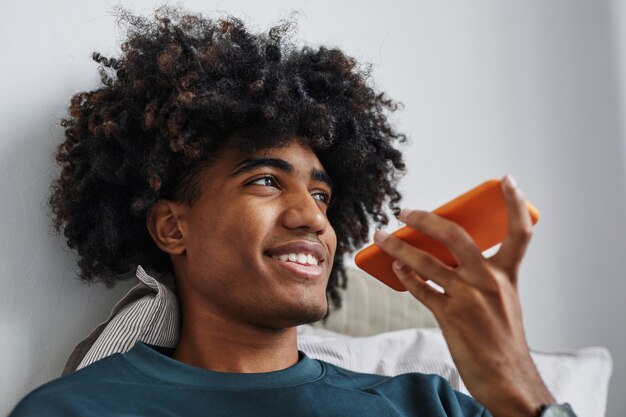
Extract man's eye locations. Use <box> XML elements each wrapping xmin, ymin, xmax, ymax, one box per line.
<box><xmin>250</xmin><ymin>176</ymin><xmax>279</xmax><ymax>187</ymax></box>
<box><xmin>313</xmin><ymin>192</ymin><xmax>331</xmax><ymax>204</ymax></box>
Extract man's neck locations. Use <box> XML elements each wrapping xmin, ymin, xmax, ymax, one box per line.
<box><xmin>172</xmin><ymin>304</ymin><xmax>300</xmax><ymax>374</ymax></box>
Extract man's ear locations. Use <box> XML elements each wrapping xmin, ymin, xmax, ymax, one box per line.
<box><xmin>146</xmin><ymin>200</ymin><xmax>186</xmax><ymax>256</ymax></box>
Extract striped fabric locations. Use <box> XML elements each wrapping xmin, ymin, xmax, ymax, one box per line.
<box><xmin>62</xmin><ymin>266</ymin><xmax>179</xmax><ymax>375</ymax></box>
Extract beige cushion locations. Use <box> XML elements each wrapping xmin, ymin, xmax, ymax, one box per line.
<box><xmin>316</xmin><ymin>266</ymin><xmax>438</xmax><ymax>336</ymax></box>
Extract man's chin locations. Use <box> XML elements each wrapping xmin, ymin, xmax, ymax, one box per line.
<box><xmin>267</xmin><ymin>301</ymin><xmax>328</xmax><ymax>329</ymax></box>
<box><xmin>290</xmin><ymin>304</ymin><xmax>329</xmax><ymax>326</ymax></box>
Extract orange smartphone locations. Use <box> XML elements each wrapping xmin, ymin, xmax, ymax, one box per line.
<box><xmin>354</xmin><ymin>179</ymin><xmax>539</xmax><ymax>291</ymax></box>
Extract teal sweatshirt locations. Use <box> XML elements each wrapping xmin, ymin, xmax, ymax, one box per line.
<box><xmin>10</xmin><ymin>341</ymin><xmax>490</xmax><ymax>416</ymax></box>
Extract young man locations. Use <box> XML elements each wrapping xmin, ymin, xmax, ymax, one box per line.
<box><xmin>11</xmin><ymin>6</ymin><xmax>574</xmax><ymax>417</ymax></box>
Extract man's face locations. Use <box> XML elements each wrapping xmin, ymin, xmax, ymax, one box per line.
<box><xmin>174</xmin><ymin>140</ymin><xmax>337</xmax><ymax>329</ymax></box>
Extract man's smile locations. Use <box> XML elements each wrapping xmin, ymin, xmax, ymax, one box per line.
<box><xmin>264</xmin><ymin>240</ymin><xmax>326</xmax><ymax>264</ymax></box>
<box><xmin>270</xmin><ymin>253</ymin><xmax>319</xmax><ymax>266</ymax></box>
<box><xmin>265</xmin><ymin>255</ymin><xmax>324</xmax><ymax>279</ymax></box>
<box><xmin>264</xmin><ymin>239</ymin><xmax>327</xmax><ymax>279</ymax></box>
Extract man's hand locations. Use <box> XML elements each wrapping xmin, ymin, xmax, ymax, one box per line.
<box><xmin>373</xmin><ymin>175</ymin><xmax>554</xmax><ymax>417</ymax></box>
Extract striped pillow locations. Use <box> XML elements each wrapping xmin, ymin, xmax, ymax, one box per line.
<box><xmin>62</xmin><ymin>266</ymin><xmax>179</xmax><ymax>375</ymax></box>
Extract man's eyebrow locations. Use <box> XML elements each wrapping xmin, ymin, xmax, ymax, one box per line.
<box><xmin>228</xmin><ymin>157</ymin><xmax>294</xmax><ymax>177</ymax></box>
<box><xmin>312</xmin><ymin>168</ymin><xmax>334</xmax><ymax>191</ymax></box>
<box><xmin>228</xmin><ymin>157</ymin><xmax>333</xmax><ymax>190</ymax></box>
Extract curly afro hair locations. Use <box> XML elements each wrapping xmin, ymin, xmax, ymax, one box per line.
<box><xmin>50</xmin><ymin>6</ymin><xmax>406</xmax><ymax>313</ymax></box>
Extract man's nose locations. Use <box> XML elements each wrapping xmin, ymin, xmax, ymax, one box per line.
<box><xmin>280</xmin><ymin>190</ymin><xmax>328</xmax><ymax>233</ymax></box>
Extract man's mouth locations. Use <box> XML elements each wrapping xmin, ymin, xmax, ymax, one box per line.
<box><xmin>270</xmin><ymin>253</ymin><xmax>320</xmax><ymax>266</ymax></box>
<box><xmin>265</xmin><ymin>247</ymin><xmax>325</xmax><ymax>279</ymax></box>
<box><xmin>264</xmin><ymin>240</ymin><xmax>326</xmax><ymax>267</ymax></box>
<box><xmin>264</xmin><ymin>240</ymin><xmax>327</xmax><ymax>279</ymax></box>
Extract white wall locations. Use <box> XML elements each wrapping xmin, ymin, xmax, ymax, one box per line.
<box><xmin>1</xmin><ymin>1</ymin><xmax>625</xmax><ymax>416</ymax></box>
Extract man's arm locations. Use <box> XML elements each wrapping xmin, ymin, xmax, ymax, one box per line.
<box><xmin>373</xmin><ymin>175</ymin><xmax>555</xmax><ymax>417</ymax></box>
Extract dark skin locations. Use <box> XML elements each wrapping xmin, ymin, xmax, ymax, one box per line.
<box><xmin>148</xmin><ymin>138</ymin><xmax>553</xmax><ymax>416</ymax></box>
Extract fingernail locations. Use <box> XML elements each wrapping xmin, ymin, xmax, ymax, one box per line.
<box><xmin>399</xmin><ymin>208</ymin><xmax>412</xmax><ymax>221</ymax></box>
<box><xmin>504</xmin><ymin>174</ymin><xmax>517</xmax><ymax>188</ymax></box>
<box><xmin>374</xmin><ymin>229</ymin><xmax>390</xmax><ymax>244</ymax></box>
<box><xmin>393</xmin><ymin>260</ymin><xmax>405</xmax><ymax>270</ymax></box>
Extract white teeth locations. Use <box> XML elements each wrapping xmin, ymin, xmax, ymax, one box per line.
<box><xmin>271</xmin><ymin>252</ymin><xmax>320</xmax><ymax>266</ymax></box>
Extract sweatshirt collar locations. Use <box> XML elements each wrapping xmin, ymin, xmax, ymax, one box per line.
<box><xmin>122</xmin><ymin>341</ymin><xmax>324</xmax><ymax>390</ymax></box>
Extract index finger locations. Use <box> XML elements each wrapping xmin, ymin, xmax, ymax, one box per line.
<box><xmin>399</xmin><ymin>209</ymin><xmax>484</xmax><ymax>267</ymax></box>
